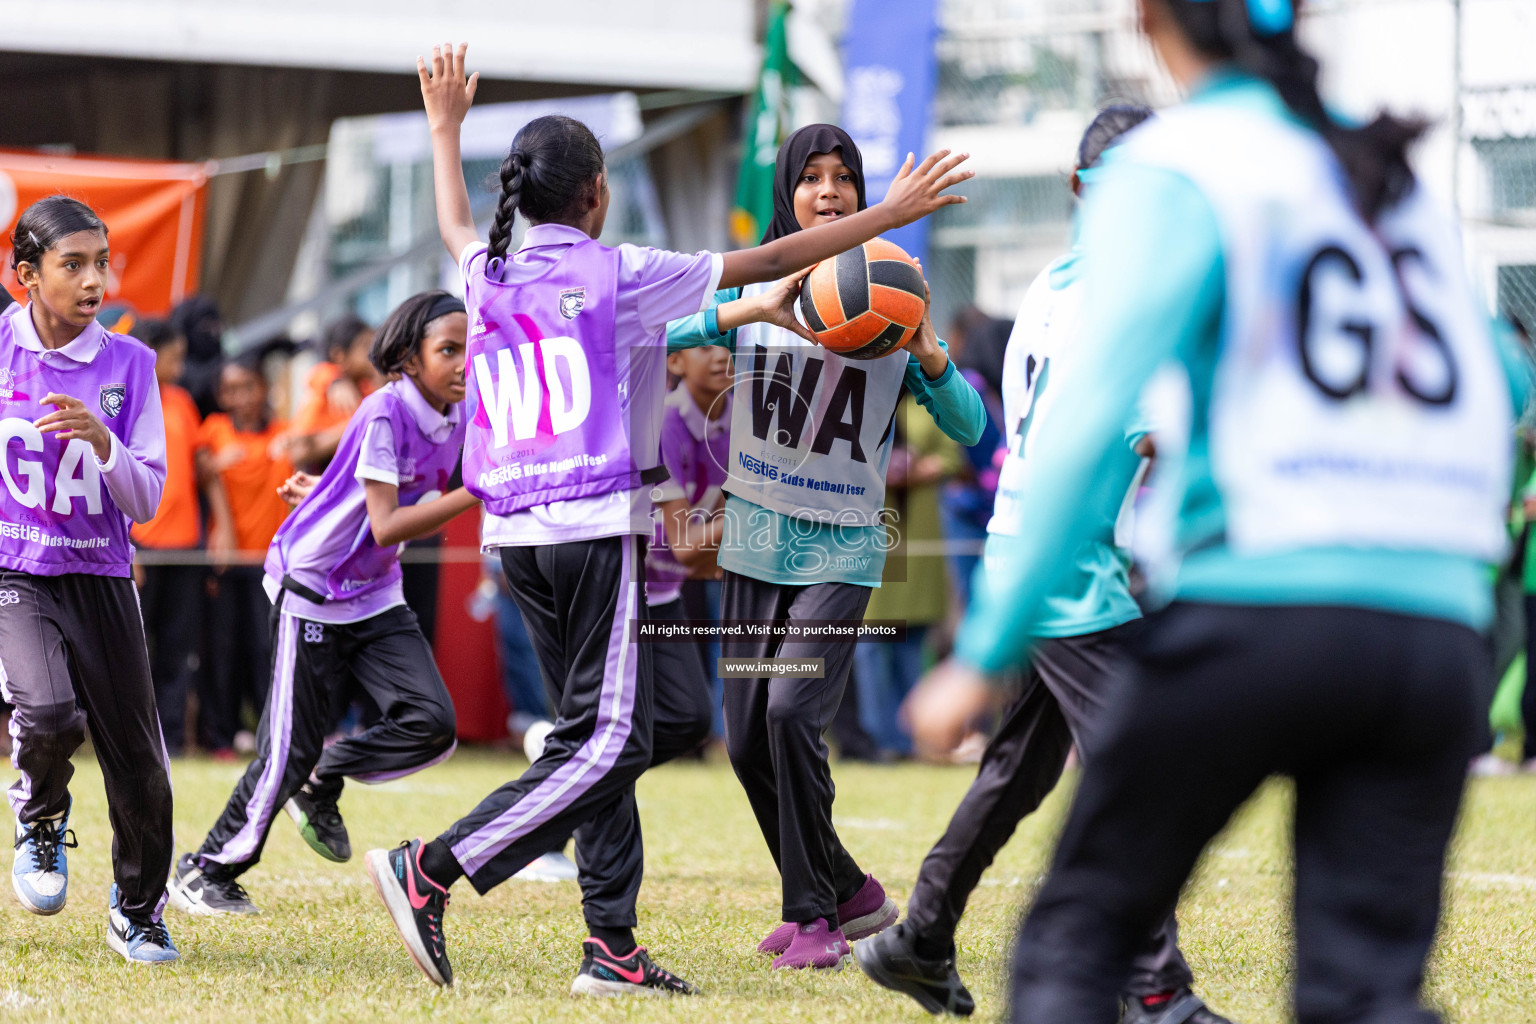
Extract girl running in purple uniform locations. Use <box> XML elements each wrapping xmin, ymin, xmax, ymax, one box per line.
<box><xmin>167</xmin><ymin>290</ymin><xmax>475</xmax><ymax>917</ymax></box>
<box><xmin>366</xmin><ymin>42</ymin><xmax>970</xmax><ymax>996</ymax></box>
<box><xmin>0</xmin><ymin>196</ymin><xmax>178</xmax><ymax>963</ymax></box>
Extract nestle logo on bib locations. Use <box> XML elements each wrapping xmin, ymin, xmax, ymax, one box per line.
<box><xmin>558</xmin><ymin>288</ymin><xmax>586</xmax><ymax>320</ymax></box>
<box><xmin>99</xmin><ymin>384</ymin><xmax>126</xmax><ymax>417</ymax></box>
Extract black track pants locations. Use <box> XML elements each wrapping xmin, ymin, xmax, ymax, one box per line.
<box><xmin>1011</xmin><ymin>603</ymin><xmax>1482</xmax><ymax>1024</ymax></box>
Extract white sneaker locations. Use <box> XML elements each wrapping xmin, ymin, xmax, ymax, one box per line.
<box><xmin>523</xmin><ymin>720</ymin><xmax>555</xmax><ymax>763</ymax></box>
<box><xmin>1469</xmin><ymin>752</ymin><xmax>1516</xmax><ymax>777</ymax></box>
<box><xmin>513</xmin><ymin>851</ymin><xmax>578</xmax><ymax>883</ymax></box>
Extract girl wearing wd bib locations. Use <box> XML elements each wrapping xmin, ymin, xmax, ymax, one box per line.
<box><xmin>665</xmin><ymin>125</ymin><xmax>988</xmax><ymax>970</ymax></box>
<box><xmin>366</xmin><ymin>44</ymin><xmax>970</xmax><ymax>996</ymax></box>
<box><xmin>0</xmin><ymin>197</ymin><xmax>178</xmax><ymax>964</ymax></box>
<box><xmin>168</xmin><ymin>291</ymin><xmax>471</xmax><ymax>917</ymax></box>
<box><xmin>908</xmin><ymin>2</ymin><xmax>1530</xmax><ymax>1021</ymax></box>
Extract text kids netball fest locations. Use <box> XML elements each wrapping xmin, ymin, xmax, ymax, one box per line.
<box><xmin>0</xmin><ymin>3</ymin><xmax>1534</xmax><ymax>1024</ymax></box>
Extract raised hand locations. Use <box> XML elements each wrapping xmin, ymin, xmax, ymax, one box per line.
<box><xmin>418</xmin><ymin>42</ymin><xmax>480</xmax><ymax>131</ymax></box>
<box><xmin>34</xmin><ymin>394</ymin><xmax>112</xmax><ymax>462</ymax></box>
<box><xmin>879</xmin><ymin>149</ymin><xmax>973</xmax><ymax>228</ymax></box>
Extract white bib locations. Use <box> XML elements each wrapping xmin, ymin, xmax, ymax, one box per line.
<box><xmin>1119</xmin><ymin>107</ymin><xmax>1512</xmax><ymax>561</ymax></box>
<box><xmin>988</xmin><ymin>256</ymin><xmax>1087</xmax><ymax>538</ymax></box>
<box><xmin>725</xmin><ymin>282</ymin><xmax>910</xmax><ymax>525</ymax></box>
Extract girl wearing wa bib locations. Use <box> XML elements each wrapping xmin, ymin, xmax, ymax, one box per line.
<box><xmin>666</xmin><ymin>125</ymin><xmax>988</xmax><ymax>970</ymax></box>
<box><xmin>367</xmin><ymin>43</ymin><xmax>972</xmax><ymax>997</ymax></box>
<box><xmin>907</xmin><ymin>2</ymin><xmax>1530</xmax><ymax>1022</ymax></box>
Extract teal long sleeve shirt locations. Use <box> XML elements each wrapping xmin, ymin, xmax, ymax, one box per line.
<box><xmin>667</xmin><ymin>287</ymin><xmax>988</xmax><ymax>585</ymax></box>
<box><xmin>955</xmin><ymin>72</ymin><xmax>1524</xmax><ymax>674</ymax></box>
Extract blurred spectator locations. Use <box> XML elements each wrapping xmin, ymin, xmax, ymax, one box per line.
<box><xmin>130</xmin><ymin>320</ymin><xmax>235</xmax><ymax>756</ymax></box>
<box><xmin>287</xmin><ymin>314</ymin><xmax>381</xmax><ymax>472</ymax></box>
<box><xmin>940</xmin><ymin>306</ymin><xmax>1010</xmax><ymax>607</ymax></box>
<box><xmin>198</xmin><ymin>353</ymin><xmax>295</xmax><ymax>755</ymax></box>
<box><xmin>170</xmin><ymin>296</ymin><xmax>226</xmax><ymax>418</ymax></box>
<box><xmin>854</xmin><ymin>393</ymin><xmax>964</xmax><ymax>759</ymax></box>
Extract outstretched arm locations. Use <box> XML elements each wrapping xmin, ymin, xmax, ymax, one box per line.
<box><xmin>717</xmin><ymin>149</ymin><xmax>973</xmax><ymax>290</ymax></box>
<box><xmin>418</xmin><ymin>42</ymin><xmax>482</xmax><ymax>260</ymax></box>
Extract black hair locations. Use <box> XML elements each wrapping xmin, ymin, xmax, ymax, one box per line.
<box><xmin>321</xmin><ymin>313</ymin><xmax>372</xmax><ymax>363</ymax></box>
<box><xmin>170</xmin><ymin>295</ymin><xmax>223</xmax><ymax>361</ymax></box>
<box><xmin>10</xmin><ymin>196</ymin><xmax>107</xmax><ymax>273</ymax></box>
<box><xmin>131</xmin><ymin>318</ymin><xmax>180</xmax><ymax>350</ymax></box>
<box><xmin>1077</xmin><ymin>103</ymin><xmax>1155</xmax><ymax>171</ymax></box>
<box><xmin>227</xmin><ymin>347</ymin><xmax>268</xmax><ymax>377</ymax></box>
<box><xmin>486</xmin><ymin>115</ymin><xmax>606</xmax><ymax>266</ymax></box>
<box><xmin>369</xmin><ymin>290</ymin><xmax>466</xmax><ymax>376</ymax></box>
<box><xmin>1160</xmin><ymin>0</ymin><xmax>1423</xmax><ymax>220</ymax></box>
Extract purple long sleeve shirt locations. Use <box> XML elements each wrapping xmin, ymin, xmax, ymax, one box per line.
<box><xmin>0</xmin><ymin>303</ymin><xmax>166</xmax><ymax>577</ymax></box>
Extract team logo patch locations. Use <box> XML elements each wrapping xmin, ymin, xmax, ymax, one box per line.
<box><xmin>558</xmin><ymin>287</ymin><xmax>586</xmax><ymax>320</ymax></box>
<box><xmin>303</xmin><ymin>622</ymin><xmax>324</xmax><ymax>644</ymax></box>
<box><xmin>0</xmin><ymin>369</ymin><xmax>15</xmax><ymax>390</ymax></box>
<box><xmin>0</xmin><ymin>590</ymin><xmax>19</xmax><ymax>607</ymax></box>
<box><xmin>99</xmin><ymin>384</ymin><xmax>127</xmax><ymax>418</ymax></box>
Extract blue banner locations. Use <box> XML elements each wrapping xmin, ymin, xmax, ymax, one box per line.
<box><xmin>840</xmin><ymin>0</ymin><xmax>941</xmax><ymax>262</ymax></box>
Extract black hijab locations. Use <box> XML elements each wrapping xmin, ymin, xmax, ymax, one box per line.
<box><xmin>761</xmin><ymin>124</ymin><xmax>868</xmax><ymax>244</ymax></box>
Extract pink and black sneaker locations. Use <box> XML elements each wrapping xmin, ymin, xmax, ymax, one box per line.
<box><xmin>772</xmin><ymin>918</ymin><xmax>851</xmax><ymax>970</ymax></box>
<box><xmin>365</xmin><ymin>839</ymin><xmax>453</xmax><ymax>986</ymax></box>
<box><xmin>758</xmin><ymin>874</ymin><xmax>899</xmax><ymax>955</ymax></box>
<box><xmin>570</xmin><ymin>937</ymin><xmax>698</xmax><ymax>997</ymax></box>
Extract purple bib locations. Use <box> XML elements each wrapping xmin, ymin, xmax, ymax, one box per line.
<box><xmin>266</xmin><ymin>382</ymin><xmax>464</xmax><ymax>603</ymax></box>
<box><xmin>463</xmin><ymin>240</ymin><xmax>654</xmax><ymax>515</ymax></box>
<box><xmin>0</xmin><ymin>317</ymin><xmax>158</xmax><ymax>577</ymax></box>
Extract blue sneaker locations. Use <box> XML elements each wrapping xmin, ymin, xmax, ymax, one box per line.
<box><xmin>12</xmin><ymin>807</ymin><xmax>76</xmax><ymax>915</ymax></box>
<box><xmin>107</xmin><ymin>885</ymin><xmax>180</xmax><ymax>964</ymax></box>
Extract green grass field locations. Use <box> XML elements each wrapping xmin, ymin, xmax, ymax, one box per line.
<box><xmin>0</xmin><ymin>748</ymin><xmax>1532</xmax><ymax>1023</ymax></box>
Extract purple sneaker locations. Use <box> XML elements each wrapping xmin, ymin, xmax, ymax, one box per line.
<box><xmin>771</xmin><ymin>918</ymin><xmax>850</xmax><ymax>970</ymax></box>
<box><xmin>758</xmin><ymin>874</ymin><xmax>898</xmax><ymax>955</ymax></box>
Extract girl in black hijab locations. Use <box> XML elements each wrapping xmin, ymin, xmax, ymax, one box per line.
<box><xmin>665</xmin><ymin>126</ymin><xmax>986</xmax><ymax>971</ymax></box>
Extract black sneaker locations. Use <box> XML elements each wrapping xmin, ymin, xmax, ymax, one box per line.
<box><xmin>365</xmin><ymin>839</ymin><xmax>453</xmax><ymax>986</ymax></box>
<box><xmin>166</xmin><ymin>853</ymin><xmax>259</xmax><ymax>916</ymax></box>
<box><xmin>853</xmin><ymin>922</ymin><xmax>975</xmax><ymax>1016</ymax></box>
<box><xmin>1121</xmin><ymin>990</ymin><xmax>1234</xmax><ymax>1024</ymax></box>
<box><xmin>570</xmin><ymin>937</ymin><xmax>698</xmax><ymax>997</ymax></box>
<box><xmin>285</xmin><ymin>784</ymin><xmax>350</xmax><ymax>862</ymax></box>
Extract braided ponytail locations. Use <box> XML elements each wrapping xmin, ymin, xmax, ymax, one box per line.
<box><xmin>481</xmin><ymin>115</ymin><xmax>606</xmax><ymax>278</ymax></box>
<box><xmin>486</xmin><ymin>151</ymin><xmax>526</xmax><ymax>266</ymax></box>
<box><xmin>1167</xmin><ymin>0</ymin><xmax>1425</xmax><ymax>220</ymax></box>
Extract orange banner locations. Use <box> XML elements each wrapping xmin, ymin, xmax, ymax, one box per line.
<box><xmin>0</xmin><ymin>149</ymin><xmax>208</xmax><ymax>319</ymax></box>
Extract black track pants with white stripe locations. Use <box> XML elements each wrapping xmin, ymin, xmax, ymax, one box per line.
<box><xmin>196</xmin><ymin>598</ymin><xmax>456</xmax><ymax>877</ymax></box>
<box><xmin>0</xmin><ymin>570</ymin><xmax>172</xmax><ymax>922</ymax></box>
<box><xmin>436</xmin><ymin>536</ymin><xmax>656</xmax><ymax>929</ymax></box>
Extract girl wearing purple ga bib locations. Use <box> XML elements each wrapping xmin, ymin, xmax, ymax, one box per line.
<box><xmin>0</xmin><ymin>197</ymin><xmax>178</xmax><ymax>963</ymax></box>
<box><xmin>365</xmin><ymin>42</ymin><xmax>971</xmax><ymax>996</ymax></box>
<box><xmin>167</xmin><ymin>291</ymin><xmax>477</xmax><ymax>918</ymax></box>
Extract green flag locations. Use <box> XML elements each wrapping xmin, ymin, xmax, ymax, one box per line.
<box><xmin>731</xmin><ymin>0</ymin><xmax>795</xmax><ymax>246</ymax></box>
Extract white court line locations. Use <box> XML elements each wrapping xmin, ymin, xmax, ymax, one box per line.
<box><xmin>833</xmin><ymin>817</ymin><xmax>907</xmax><ymax>831</ymax></box>
<box><xmin>1448</xmin><ymin>871</ymin><xmax>1536</xmax><ymax>890</ymax></box>
<box><xmin>0</xmin><ymin>989</ymin><xmax>36</xmax><ymax>1009</ymax></box>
